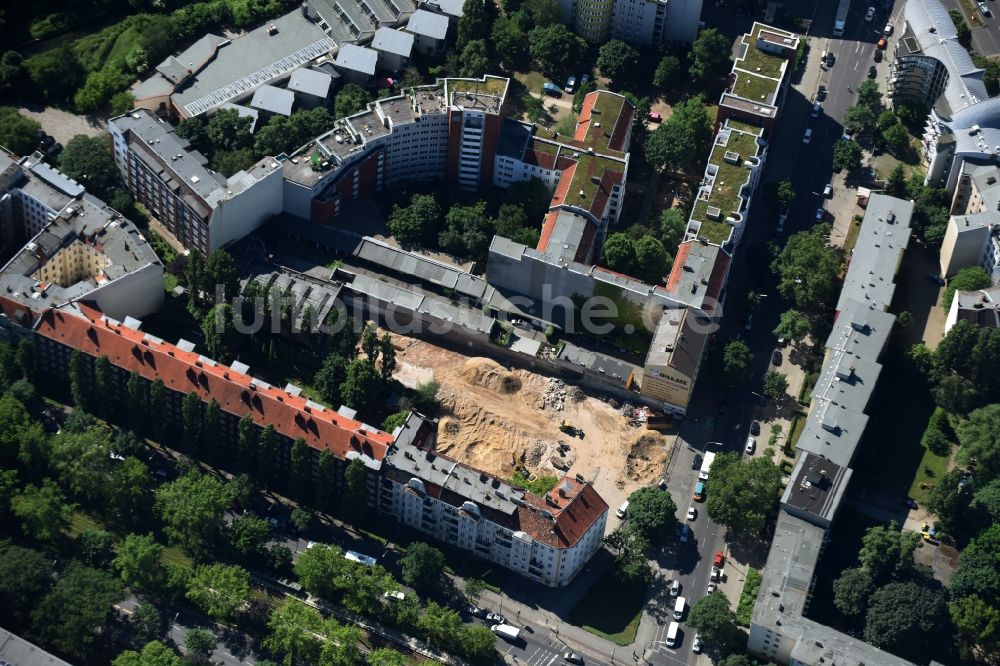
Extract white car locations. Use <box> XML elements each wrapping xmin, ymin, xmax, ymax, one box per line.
<box><xmin>823</xmin><ymin>183</ymin><xmax>833</xmax><ymax>198</ymax></box>
<box><xmin>670</xmin><ymin>579</ymin><xmax>681</xmax><ymax>597</ymax></box>
<box><xmin>865</xmin><ymin>6</ymin><xmax>875</xmax><ymax>21</ymax></box>
<box><xmin>980</xmin><ymin>2</ymin><xmax>991</xmax><ymax>16</ymax></box>
<box><xmin>745</xmin><ymin>437</ymin><xmax>756</xmax><ymax>455</ymax></box>
<box><xmin>707</xmin><ymin>581</ymin><xmax>717</xmax><ymax>594</ymax></box>
<box><xmin>686</xmin><ymin>506</ymin><xmax>697</xmax><ymax>521</ymax></box>
<box><xmin>884</xmin><ymin>22</ymin><xmax>893</xmax><ymax>35</ymax></box>
<box><xmin>692</xmin><ymin>634</ymin><xmax>702</xmax><ymax>654</ymax></box>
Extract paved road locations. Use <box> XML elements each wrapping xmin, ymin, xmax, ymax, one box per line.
<box><xmin>939</xmin><ymin>0</ymin><xmax>1000</xmax><ymax>55</ymax></box>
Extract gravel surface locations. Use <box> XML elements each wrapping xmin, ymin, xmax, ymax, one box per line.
<box><xmin>17</xmin><ymin>106</ymin><xmax>104</xmax><ymax>144</ymax></box>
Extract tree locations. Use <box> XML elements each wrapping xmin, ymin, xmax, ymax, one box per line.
<box><xmin>843</xmin><ymin>104</ymin><xmax>877</xmax><ymax>137</ymax></box>
<box><xmin>877</xmin><ymin>109</ymin><xmax>898</xmax><ymax>132</ymax></box>
<box><xmin>206</xmin><ymin>108</ymin><xmax>253</xmax><ymax>153</ymax></box>
<box><xmin>155</xmin><ymin>472</ymin><xmax>229</xmax><ymax>556</ymax></box>
<box><xmin>114</xmin><ymin>533</ymin><xmax>166</xmax><ymax>591</ymax></box>
<box><xmin>340</xmin><ymin>358</ymin><xmax>382</xmax><ymax>413</ymax></box>
<box><xmin>257</xmin><ymin>425</ymin><xmax>278</xmax><ymax>486</ymax></box>
<box><xmin>773</xmin><ymin>309</ymin><xmax>810</xmax><ymax>342</ymax></box>
<box><xmin>185</xmin><ymin>628</ymin><xmax>217</xmax><ymax>661</ymax></box>
<box><xmin>833</xmin><ymin>138</ymin><xmax>863</xmax><ymax>171</ymax></box>
<box><xmin>290</xmin><ymin>440</ymin><xmax>312</xmax><ymax>503</ymax></box>
<box><xmin>186</xmin><ymin>563</ymin><xmax>250</xmax><ymax>622</ymax></box>
<box><xmin>130</xmin><ymin>603</ymin><xmax>164</xmax><ymax>645</ymax></box>
<box><xmin>886</xmin><ymin>164</ymin><xmax>908</xmax><ymax>197</ymax></box>
<box><xmin>213</xmin><ymin>148</ymin><xmax>256</xmax><ymax>177</ymax></box>
<box><xmin>601</xmin><ymin>233</ymin><xmax>637</xmax><ymax>275</ymax></box>
<box><xmin>457</xmin><ymin>0</ymin><xmax>492</xmax><ymax>50</ymax></box>
<box><xmin>951</xmin><ymin>524</ymin><xmax>1000</xmax><ymax>601</ymax></box>
<box><xmin>12</xmin><ymin>479</ymin><xmax>74</xmax><ymax>545</ymax></box>
<box><xmin>722</xmin><ymin>340</ymin><xmax>752</xmax><ymax>381</ymax></box>
<box><xmin>316</xmin><ymin>450</ymin><xmax>338</xmax><ymax>513</ymax></box>
<box><xmin>464</xmin><ymin>577</ymin><xmax>486</xmax><ymax>603</ymax></box>
<box><xmin>764</xmin><ymin>179</ymin><xmax>796</xmax><ymax>212</ymax></box>
<box><xmin>294</xmin><ymin>543</ymin><xmax>349</xmax><ymax>599</ymax></box>
<box><xmin>864</xmin><ymin>581</ymin><xmax>947</xmax><ymax>657</ymax></box>
<box><xmin>762</xmin><ymin>371</ymin><xmax>789</xmax><ymax>401</ymax></box>
<box><xmin>177</xmin><ymin>117</ymin><xmax>209</xmax><ymax>152</ymax></box>
<box><xmin>343</xmin><ymin>458</ymin><xmax>368</xmax><ymax>524</ymax></box>
<box><xmin>950</xmin><ymin>595</ymin><xmax>1000</xmax><ymax>658</ymax></box>
<box><xmin>379</xmin><ymin>333</ymin><xmax>397</xmax><ymax>381</ymax></box>
<box><xmin>368</xmin><ymin>648</ymin><xmax>408</xmax><ymax>666</ymax></box>
<box><xmin>70</xmin><ymin>349</ymin><xmax>89</xmax><ymax>410</ymax></box>
<box><xmin>528</xmin><ymin>24</ymin><xmax>586</xmax><ymax>75</ymax></box>
<box><xmin>459</xmin><ymin>40</ymin><xmax>490</xmax><ymax>78</ymax></box>
<box><xmin>883</xmin><ymin>122</ymin><xmax>910</xmax><ymax>152</ymax></box>
<box><xmin>76</xmin><ymin>528</ymin><xmax>114</xmax><ymax>567</ymax></box>
<box><xmin>439</xmin><ymin>201</ymin><xmax>495</xmax><ymax>259</ymax></box>
<box><xmin>387</xmin><ymin>193</ymin><xmax>442</xmax><ymax>247</ymax></box>
<box><xmin>597</xmin><ymin>40</ymin><xmax>640</xmax><ymax>84</ymax></box>
<box><xmin>0</xmin><ymin>53</ymin><xmax>25</xmax><ymax>96</ymax></box>
<box><xmin>507</xmin><ymin>177</ymin><xmax>551</xmax><ymax>220</ymax></box>
<box><xmin>492</xmin><ymin>15</ymin><xmax>529</xmax><ymax>70</ymax></box>
<box><xmin>25</xmin><ymin>48</ymin><xmax>83</xmax><ymax>101</ymax></box>
<box><xmin>264</xmin><ymin>598</ymin><xmax>324</xmax><ymax>665</ymax></box>
<box><xmin>705</xmin><ymin>453</ymin><xmax>782</xmax><ymax>536</ymax></box>
<box><xmin>0</xmin><ymin>107</ymin><xmax>42</xmax><ymax>157</ymax></box>
<box><xmin>857</xmin><ymin>79</ymin><xmax>882</xmax><ymax>111</ymax></box>
<box><xmin>920</xmin><ymin>406</ymin><xmax>953</xmax><ymax>456</ymax></box>
<box><xmin>50</xmin><ymin>427</ymin><xmax>117</xmax><ymax>503</ymax></box>
<box><xmin>858</xmin><ymin>521</ymin><xmax>921</xmax><ymax>583</ymax></box>
<box><xmin>687</xmin><ymin>591</ymin><xmax>740</xmax><ymax>650</ymax></box>
<box><xmin>205</xmin><ymin>250</ymin><xmax>239</xmax><ymax>302</ymax></box>
<box><xmin>113</xmin><ymin>641</ymin><xmax>181</xmax><ymax>666</ymax></box>
<box><xmin>625</xmin><ymin>487</ymin><xmax>678</xmax><ymax>545</ymax></box>
<box><xmin>202</xmin><ymin>304</ymin><xmax>238</xmax><ymax>363</ymax></box>
<box><xmin>772</xmin><ymin>224</ymin><xmax>842</xmax><ymax>313</ymax></box>
<box><xmin>418</xmin><ymin>601</ymin><xmax>463</xmax><ymax>647</ymax></box>
<box><xmin>457</xmin><ymin>624</ymin><xmax>497</xmax><ymax>661</ymax></box>
<box><xmin>689</xmin><ymin>28</ymin><xmax>732</xmax><ymax>81</ymax></box>
<box><xmin>0</xmin><ymin>540</ymin><xmax>52</xmax><ymax>622</ymax></box>
<box><xmin>718</xmin><ymin>656</ymin><xmax>754</xmax><ymax>666</ymax></box>
<box><xmin>833</xmin><ymin>566</ymin><xmax>875</xmax><ymax>616</ymax></box>
<box><xmin>335</xmin><ymin>83</ymin><xmax>370</xmax><ymax>118</ymax></box>
<box><xmin>228</xmin><ymin>514</ymin><xmax>271</xmax><ymax>564</ymax></box>
<box><xmin>180</xmin><ymin>391</ymin><xmax>203</xmax><ymax>454</ymax></box>
<box><xmin>361</xmin><ymin>322</ymin><xmax>380</xmax><ymax>363</ymax></box>
<box><xmin>660</xmin><ymin>208</ymin><xmax>688</xmax><ymax>249</ymax></box>
<box><xmin>59</xmin><ymin>135</ymin><xmax>120</xmax><ymax>200</ymax></box>
<box><xmin>644</xmin><ymin>95</ymin><xmax>712</xmax><ymax>173</ymax></box>
<box><xmin>603</xmin><ymin>527</ymin><xmax>651</xmax><ymax>581</ymax></box>
<box><xmin>399</xmin><ymin>542</ymin><xmax>446</xmax><ymax>592</ymax></box>
<box><xmin>32</xmin><ymin>564</ymin><xmax>124</xmax><ymax>659</ymax></box>
<box><xmin>634</xmin><ymin>236</ymin><xmax>671</xmax><ymax>284</ymax></box>
<box><xmin>943</xmin><ymin>266</ymin><xmax>991</xmax><ymax>311</ymax></box>
<box><xmin>653</xmin><ymin>54</ymin><xmax>682</xmax><ymax>90</ymax></box>
<box><xmin>957</xmin><ymin>404</ymin><xmax>1000</xmax><ymax>483</ymax></box>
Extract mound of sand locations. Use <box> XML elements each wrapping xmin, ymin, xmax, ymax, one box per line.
<box><xmin>459</xmin><ymin>358</ymin><xmax>523</xmax><ymax>394</ymax></box>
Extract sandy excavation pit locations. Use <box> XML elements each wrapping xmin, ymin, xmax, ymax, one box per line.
<box><xmin>390</xmin><ymin>334</ymin><xmax>671</xmax><ymax>523</ymax></box>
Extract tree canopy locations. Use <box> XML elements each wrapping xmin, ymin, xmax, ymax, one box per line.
<box><xmin>833</xmin><ymin>139</ymin><xmax>863</xmax><ymax>171</ymax></box>
<box><xmin>722</xmin><ymin>340</ymin><xmax>752</xmax><ymax>381</ymax></box>
<box><xmin>863</xmin><ymin>581</ymin><xmax>948</xmax><ymax>659</ymax></box>
<box><xmin>399</xmin><ymin>542</ymin><xmax>446</xmax><ymax>592</ymax></box>
<box><xmin>528</xmin><ymin>24</ymin><xmax>586</xmax><ymax>75</ymax></box>
<box><xmin>596</xmin><ymin>40</ymin><xmax>640</xmax><ymax>85</ymax></box>
<box><xmin>704</xmin><ymin>453</ymin><xmax>782</xmax><ymax>536</ymax></box>
<box><xmin>689</xmin><ymin>28</ymin><xmax>732</xmax><ymax>81</ymax></box>
<box><xmin>943</xmin><ymin>266</ymin><xmax>991</xmax><ymax>311</ymax></box>
<box><xmin>58</xmin><ymin>134</ymin><xmax>119</xmax><ymax>200</ymax></box>
<box><xmin>154</xmin><ymin>472</ymin><xmax>228</xmax><ymax>557</ymax></box>
<box><xmin>773</xmin><ymin>309</ymin><xmax>810</xmax><ymax>342</ymax></box>
<box><xmin>0</xmin><ymin>107</ymin><xmax>40</xmax><ymax>157</ymax></box>
<box><xmin>32</xmin><ymin>563</ymin><xmax>124</xmax><ymax>659</ymax></box>
<box><xmin>771</xmin><ymin>224</ymin><xmax>842</xmax><ymax>313</ymax></box>
<box><xmin>625</xmin><ymin>486</ymin><xmax>678</xmax><ymax>545</ymax></box>
<box><xmin>687</xmin><ymin>591</ymin><xmax>741</xmax><ymax>652</ymax></box>
<box><xmin>186</xmin><ymin>563</ymin><xmax>250</xmax><ymax>622</ymax></box>
<box><xmin>644</xmin><ymin>96</ymin><xmax>712</xmax><ymax>173</ymax></box>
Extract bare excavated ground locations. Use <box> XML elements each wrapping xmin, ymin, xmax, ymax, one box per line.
<box><xmin>391</xmin><ymin>334</ymin><xmax>670</xmax><ymax>528</ymax></box>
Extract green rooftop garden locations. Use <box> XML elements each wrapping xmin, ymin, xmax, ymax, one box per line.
<box><xmin>732</xmin><ymin>70</ymin><xmax>780</xmax><ymax>103</ymax></box>
<box><xmin>565</xmin><ymin>153</ymin><xmax>626</xmax><ymax>211</ymax></box>
<box><xmin>582</xmin><ymin>91</ymin><xmax>627</xmax><ymax>152</ymax></box>
<box><xmin>725</xmin><ymin>118</ymin><xmax>764</xmax><ymax>136</ymax></box>
<box><xmin>530</xmin><ymin>138</ymin><xmax>561</xmax><ymax>156</ymax></box>
<box><xmin>736</xmin><ymin>26</ymin><xmax>789</xmax><ymax>80</ymax></box>
<box><xmin>448</xmin><ymin>76</ymin><xmax>508</xmax><ymax>97</ymax></box>
<box><xmin>689</xmin><ymin>129</ymin><xmax>762</xmax><ymax>245</ymax></box>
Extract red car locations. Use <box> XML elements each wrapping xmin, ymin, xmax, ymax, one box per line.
<box><xmin>713</xmin><ymin>551</ymin><xmax>725</xmax><ymax>568</ymax></box>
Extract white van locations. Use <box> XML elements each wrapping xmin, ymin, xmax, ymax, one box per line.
<box><xmin>616</xmin><ymin>501</ymin><xmax>629</xmax><ymax>519</ymax></box>
<box><xmin>665</xmin><ymin>621</ymin><xmax>680</xmax><ymax>647</ymax></box>
<box><xmin>673</xmin><ymin>596</ymin><xmax>686</xmax><ymax>620</ymax></box>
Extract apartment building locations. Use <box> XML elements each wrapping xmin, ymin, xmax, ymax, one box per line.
<box><xmin>108</xmin><ymin>109</ymin><xmax>284</xmax><ymax>255</ymax></box>
<box><xmin>558</xmin><ymin>0</ymin><xmax>701</xmax><ymax>46</ymax></box>
<box><xmin>750</xmin><ymin>195</ymin><xmax>916</xmax><ymax>666</ymax></box>
<box><xmin>382</xmin><ymin>416</ymin><xmax>608</xmax><ymax>587</ymax></box>
<box><xmin>946</xmin><ymin>286</ymin><xmax>1000</xmax><ymax>331</ymax></box>
<box><xmin>889</xmin><ymin>0</ymin><xmax>1000</xmax><ymax>187</ymax></box>
<box><xmin>29</xmin><ymin>301</ymin><xmax>611</xmax><ymax>587</ymax></box>
<box><xmin>0</xmin><ymin>150</ymin><xmax>89</xmax><ymax>252</ymax></box>
<box><xmin>282</xmin><ymin>76</ymin><xmax>508</xmax><ymax>223</ymax></box>
<box><xmin>938</xmin><ymin>160</ymin><xmax>1000</xmax><ymax>280</ymax></box>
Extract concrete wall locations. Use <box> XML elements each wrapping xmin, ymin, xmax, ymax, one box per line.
<box><xmin>662</xmin><ymin>0</ymin><xmax>702</xmax><ymax>42</ymax></box>
<box><xmin>85</xmin><ymin>262</ymin><xmax>165</xmax><ymax>320</ymax></box>
<box><xmin>939</xmin><ymin>216</ymin><xmax>990</xmax><ymax>277</ymax></box>
<box><xmin>210</xmin><ymin>167</ymin><xmax>284</xmax><ymax>251</ymax></box>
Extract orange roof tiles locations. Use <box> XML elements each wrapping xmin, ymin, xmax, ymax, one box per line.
<box><xmin>34</xmin><ymin>305</ymin><xmax>394</xmax><ymax>460</ymax></box>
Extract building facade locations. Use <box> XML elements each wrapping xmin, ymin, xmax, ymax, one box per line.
<box><xmin>559</xmin><ymin>0</ymin><xmax>702</xmax><ymax>46</ymax></box>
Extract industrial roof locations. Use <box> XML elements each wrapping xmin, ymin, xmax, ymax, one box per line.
<box><xmin>372</xmin><ymin>27</ymin><xmax>414</xmax><ymax>57</ymax></box>
<box><xmin>421</xmin><ymin>0</ymin><xmax>464</xmax><ymax>18</ymax></box>
<box><xmin>250</xmin><ymin>84</ymin><xmax>295</xmax><ymax>116</ymax></box>
<box><xmin>406</xmin><ymin>8</ymin><xmax>449</xmax><ymax>39</ymax></box>
<box><xmin>336</xmin><ymin>44</ymin><xmax>378</xmax><ymax>75</ymax></box>
<box><xmin>288</xmin><ymin>67</ymin><xmax>333</xmax><ymax>98</ymax></box>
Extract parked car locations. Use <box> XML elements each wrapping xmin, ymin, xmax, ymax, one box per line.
<box><xmin>802</xmin><ymin>128</ymin><xmax>813</xmax><ymax>144</ymax></box>
<box><xmin>749</xmin><ymin>420</ymin><xmax>761</xmax><ymax>436</ymax></box>
<box><xmin>745</xmin><ymin>436</ymin><xmax>756</xmax><ymax>455</ymax></box>
<box><xmin>927</xmin><ymin>274</ymin><xmax>945</xmax><ymax>286</ymax></box>
<box><xmin>686</xmin><ymin>506</ymin><xmax>697</xmax><ymax>521</ymax></box>
<box><xmin>564</xmin><ymin>654</ymin><xmax>584</xmax><ymax>665</ymax></box>
<box><xmin>877</xmin><ymin>37</ymin><xmax>887</xmax><ymax>49</ymax></box>
<box><xmin>679</xmin><ymin>523</ymin><xmax>690</xmax><ymax>542</ymax></box>
<box><xmin>707</xmin><ymin>581</ymin><xmax>717</xmax><ymax>593</ymax></box>
<box><xmin>692</xmin><ymin>634</ymin><xmax>702</xmax><ymax>654</ymax></box>
<box><xmin>486</xmin><ymin>612</ymin><xmax>508</xmax><ymax>625</ymax></box>
<box><xmin>823</xmin><ymin>183</ymin><xmax>833</xmax><ymax>198</ymax></box>
<box><xmin>468</xmin><ymin>606</ymin><xmax>488</xmax><ymax>619</ymax></box>
<box><xmin>692</xmin><ymin>454</ymin><xmax>703</xmax><ymax>470</ymax></box>
<box><xmin>693</xmin><ymin>482</ymin><xmax>705</xmax><ymax>502</ymax></box>
<box><xmin>817</xmin><ymin>85</ymin><xmax>827</xmax><ymax>101</ymax></box>
<box><xmin>580</xmin><ymin>74</ymin><xmax>590</xmax><ymax>85</ymax></box>
<box><xmin>564</xmin><ymin>76</ymin><xmax>577</xmax><ymax>93</ymax></box>
<box><xmin>825</xmin><ymin>52</ymin><xmax>835</xmax><ymax>67</ymax></box>
<box><xmin>869</xmin><ymin>65</ymin><xmax>879</xmax><ymax>78</ymax></box>
<box><xmin>816</xmin><ymin>208</ymin><xmax>825</xmax><ymax>221</ymax></box>
<box><xmin>811</xmin><ymin>102</ymin><xmax>821</xmax><ymax>117</ymax></box>
<box><xmin>771</xmin><ymin>350</ymin><xmax>782</xmax><ymax>366</ymax></box>
<box><xmin>884</xmin><ymin>22</ymin><xmax>893</xmax><ymax>35</ymax></box>
<box><xmin>670</xmin><ymin>579</ymin><xmax>682</xmax><ymax>597</ymax></box>
<box><xmin>542</xmin><ymin>82</ymin><xmax>562</xmax><ymax>97</ymax></box>
<box><xmin>980</xmin><ymin>2</ymin><xmax>991</xmax><ymax>16</ymax></box>
<box><xmin>874</xmin><ymin>49</ymin><xmax>883</xmax><ymax>62</ymax></box>
<box><xmin>714</xmin><ymin>551</ymin><xmax>726</xmax><ymax>568</ymax></box>
<box><xmin>776</xmin><ymin>211</ymin><xmax>787</xmax><ymax>233</ymax></box>
<box><xmin>865</xmin><ymin>6</ymin><xmax>875</xmax><ymax>21</ymax></box>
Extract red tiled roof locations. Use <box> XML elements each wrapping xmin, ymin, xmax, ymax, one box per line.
<box><xmin>549</xmin><ymin>162</ymin><xmax>577</xmax><ymax>209</ymax></box>
<box><xmin>537</xmin><ymin>211</ymin><xmax>561</xmax><ymax>253</ymax></box>
<box><xmin>665</xmin><ymin>242</ymin><xmax>693</xmax><ymax>292</ymax></box>
<box><xmin>34</xmin><ymin>305</ymin><xmax>394</xmax><ymax>460</ymax></box>
<box><xmin>528</xmin><ymin>477</ymin><xmax>608</xmax><ymax>548</ymax></box>
<box><xmin>574</xmin><ymin>91</ymin><xmax>635</xmax><ymax>153</ymax></box>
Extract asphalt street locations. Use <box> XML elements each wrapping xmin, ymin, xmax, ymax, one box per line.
<box><xmin>938</xmin><ymin>0</ymin><xmax>1000</xmax><ymax>56</ymax></box>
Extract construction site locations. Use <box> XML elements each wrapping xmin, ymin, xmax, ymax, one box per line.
<box><xmin>390</xmin><ymin>333</ymin><xmax>673</xmax><ymax>528</ymax></box>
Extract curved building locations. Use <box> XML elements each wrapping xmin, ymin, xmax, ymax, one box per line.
<box><xmin>890</xmin><ymin>0</ymin><xmax>1000</xmax><ymax>186</ymax></box>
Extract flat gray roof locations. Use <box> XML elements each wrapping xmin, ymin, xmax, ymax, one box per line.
<box><xmin>251</xmin><ymin>84</ymin><xmax>295</xmax><ymax>116</ymax></box>
<box><xmin>781</xmin><ymin>452</ymin><xmax>851</xmax><ymax>523</ymax></box>
<box><xmin>372</xmin><ymin>27</ymin><xmax>414</xmax><ymax>57</ymax></box>
<box><xmin>0</xmin><ymin>628</ymin><xmax>73</xmax><ymax>666</ymax></box>
<box><xmin>28</xmin><ymin>159</ymin><xmax>84</xmax><ymax>198</ymax></box>
<box><xmin>406</xmin><ymin>8</ymin><xmax>448</xmax><ymax>39</ymax></box>
<box><xmin>421</xmin><ymin>0</ymin><xmax>464</xmax><ymax>17</ymax></box>
<box><xmin>558</xmin><ymin>341</ymin><xmax>638</xmax><ymax>384</ymax></box>
<box><xmin>288</xmin><ymin>67</ymin><xmax>333</xmax><ymax>98</ymax></box>
<box><xmin>335</xmin><ymin>44</ymin><xmax>378</xmax><ymax>75</ymax></box>
<box><xmin>837</xmin><ymin>194</ymin><xmax>913</xmax><ymax>313</ymax></box>
<box><xmin>810</xmin><ymin>350</ymin><xmax>881</xmax><ymax>415</ymax></box>
<box><xmin>170</xmin><ymin>11</ymin><xmax>335</xmax><ymax>117</ymax></box>
<box><xmin>826</xmin><ymin>299</ymin><xmax>894</xmax><ymax>361</ymax></box>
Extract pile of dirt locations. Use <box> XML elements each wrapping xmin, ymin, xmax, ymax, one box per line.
<box><xmin>459</xmin><ymin>358</ymin><xmax>523</xmax><ymax>394</ymax></box>
<box><xmin>621</xmin><ymin>432</ymin><xmax>668</xmax><ymax>486</ymax></box>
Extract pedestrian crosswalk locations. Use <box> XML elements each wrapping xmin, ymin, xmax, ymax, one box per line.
<box><xmin>524</xmin><ymin>637</ymin><xmax>564</xmax><ymax>666</ymax></box>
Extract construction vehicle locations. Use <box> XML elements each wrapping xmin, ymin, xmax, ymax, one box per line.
<box><xmin>559</xmin><ymin>420</ymin><xmax>582</xmax><ymax>437</ymax></box>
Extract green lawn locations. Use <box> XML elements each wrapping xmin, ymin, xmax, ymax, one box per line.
<box><xmin>514</xmin><ymin>70</ymin><xmax>547</xmax><ymax>94</ymax></box>
<box><xmin>908</xmin><ymin>443</ymin><xmax>953</xmax><ymax>504</ymax></box>
<box><xmin>569</xmin><ymin>569</ymin><xmax>645</xmax><ymax>645</ymax></box>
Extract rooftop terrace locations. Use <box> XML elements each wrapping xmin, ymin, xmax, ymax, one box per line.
<box><xmin>738</xmin><ymin>23</ymin><xmax>790</xmax><ymax>80</ymax></box>
<box><xmin>689</xmin><ymin>126</ymin><xmax>762</xmax><ymax>245</ymax></box>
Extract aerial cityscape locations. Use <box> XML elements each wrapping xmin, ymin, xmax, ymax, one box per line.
<box><xmin>0</xmin><ymin>0</ymin><xmax>998</xmax><ymax>664</ymax></box>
